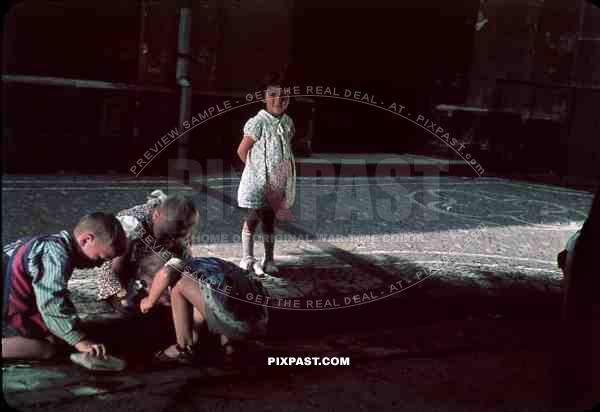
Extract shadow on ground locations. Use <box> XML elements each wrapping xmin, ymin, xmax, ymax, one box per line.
<box><xmin>77</xmin><ymin>257</ymin><xmax>563</xmax><ymax>369</ymax></box>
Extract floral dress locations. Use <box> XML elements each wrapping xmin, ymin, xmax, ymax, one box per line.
<box><xmin>237</xmin><ymin>109</ymin><xmax>296</xmax><ymax>210</ymax></box>
<box><xmin>95</xmin><ymin>190</ymin><xmax>191</xmax><ymax>300</ymax></box>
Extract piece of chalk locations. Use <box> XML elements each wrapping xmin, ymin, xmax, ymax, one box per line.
<box><xmin>70</xmin><ymin>353</ymin><xmax>127</xmax><ymax>371</ymax></box>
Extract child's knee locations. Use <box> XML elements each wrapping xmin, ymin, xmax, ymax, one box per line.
<box><xmin>171</xmin><ymin>279</ymin><xmax>186</xmax><ymax>295</ymax></box>
<box><xmin>172</xmin><ymin>276</ymin><xmax>194</xmax><ymax>294</ymax></box>
<box><xmin>193</xmin><ymin>308</ymin><xmax>205</xmax><ymax>323</ymax></box>
<box><xmin>40</xmin><ymin>336</ymin><xmax>59</xmax><ymax>359</ymax></box>
<box><xmin>243</xmin><ymin>221</ymin><xmax>257</xmax><ymax>233</ymax></box>
<box><xmin>40</xmin><ymin>343</ymin><xmax>57</xmax><ymax>360</ymax></box>
<box><xmin>1</xmin><ymin>337</ymin><xmax>57</xmax><ymax>360</ymax></box>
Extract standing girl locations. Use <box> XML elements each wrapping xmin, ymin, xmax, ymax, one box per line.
<box><xmin>236</xmin><ymin>72</ymin><xmax>296</xmax><ymax>275</ymax></box>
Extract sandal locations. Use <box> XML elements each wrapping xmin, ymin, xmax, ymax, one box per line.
<box><xmin>220</xmin><ymin>342</ymin><xmax>236</xmax><ymax>364</ymax></box>
<box><xmin>153</xmin><ymin>344</ymin><xmax>195</xmax><ymax>365</ymax></box>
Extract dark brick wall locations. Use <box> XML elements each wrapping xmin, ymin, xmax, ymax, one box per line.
<box><xmin>2</xmin><ymin>0</ymin><xmax>294</xmax><ymax>174</ymax></box>
<box><xmin>465</xmin><ymin>0</ymin><xmax>600</xmax><ymax>177</ymax></box>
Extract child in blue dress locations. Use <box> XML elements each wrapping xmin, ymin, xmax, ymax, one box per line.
<box><xmin>137</xmin><ymin>253</ymin><xmax>269</xmax><ymax>363</ymax></box>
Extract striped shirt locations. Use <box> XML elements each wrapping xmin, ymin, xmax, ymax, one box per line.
<box><xmin>3</xmin><ymin>230</ymin><xmax>85</xmax><ymax>345</ymax></box>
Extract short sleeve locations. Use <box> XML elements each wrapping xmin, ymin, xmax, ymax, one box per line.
<box><xmin>243</xmin><ymin>116</ymin><xmax>262</xmax><ymax>141</ymax></box>
<box><xmin>288</xmin><ymin>118</ymin><xmax>296</xmax><ymax>142</ymax></box>
<box><xmin>118</xmin><ymin>215</ymin><xmax>143</xmax><ymax>241</ymax></box>
<box><xmin>166</xmin><ymin>257</ymin><xmax>186</xmax><ymax>271</ymax></box>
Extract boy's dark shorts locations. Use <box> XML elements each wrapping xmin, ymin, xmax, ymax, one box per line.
<box><xmin>2</xmin><ymin>323</ymin><xmax>20</xmax><ymax>338</ymax></box>
<box><xmin>2</xmin><ymin>252</ymin><xmax>51</xmax><ymax>340</ymax></box>
<box><xmin>1</xmin><ymin>252</ymin><xmax>18</xmax><ymax>338</ymax></box>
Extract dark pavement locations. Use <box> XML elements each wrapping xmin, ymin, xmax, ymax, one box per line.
<box><xmin>2</xmin><ymin>171</ymin><xmax>598</xmax><ymax>410</ymax></box>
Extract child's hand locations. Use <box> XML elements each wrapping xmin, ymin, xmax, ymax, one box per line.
<box><xmin>140</xmin><ymin>297</ymin><xmax>154</xmax><ymax>314</ymax></box>
<box><xmin>74</xmin><ymin>339</ymin><xmax>107</xmax><ymax>359</ymax></box>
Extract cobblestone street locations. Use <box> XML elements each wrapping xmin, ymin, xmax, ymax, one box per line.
<box><xmin>4</xmin><ymin>0</ymin><xmax>600</xmax><ymax>408</ymax></box>
<box><xmin>2</xmin><ymin>173</ymin><xmax>597</xmax><ymax>410</ymax></box>
<box><xmin>2</xmin><ymin>174</ymin><xmax>589</xmax><ymax>307</ymax></box>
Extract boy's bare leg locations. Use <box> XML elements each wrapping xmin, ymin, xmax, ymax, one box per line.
<box><xmin>2</xmin><ymin>336</ymin><xmax>56</xmax><ymax>360</ymax></box>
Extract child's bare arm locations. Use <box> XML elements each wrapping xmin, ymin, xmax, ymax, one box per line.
<box><xmin>111</xmin><ymin>254</ymin><xmax>128</xmax><ymax>281</ymax></box>
<box><xmin>141</xmin><ymin>265</ymin><xmax>180</xmax><ymax>312</ymax></box>
<box><xmin>147</xmin><ymin>267</ymin><xmax>171</xmax><ymax>304</ymax></box>
<box><xmin>237</xmin><ymin>135</ymin><xmax>255</xmax><ymax>163</ymax></box>
<box><xmin>106</xmin><ymin>238</ymin><xmax>133</xmax><ymax>294</ymax></box>
<box><xmin>31</xmin><ymin>246</ymin><xmax>86</xmax><ymax>346</ymax></box>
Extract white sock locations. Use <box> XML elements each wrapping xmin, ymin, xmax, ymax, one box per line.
<box><xmin>242</xmin><ymin>231</ymin><xmax>254</xmax><ymax>260</ymax></box>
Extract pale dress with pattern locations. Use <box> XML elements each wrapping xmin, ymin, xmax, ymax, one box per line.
<box><xmin>237</xmin><ymin>109</ymin><xmax>296</xmax><ymax>210</ymax></box>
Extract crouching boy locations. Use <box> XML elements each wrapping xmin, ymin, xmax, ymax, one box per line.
<box><xmin>2</xmin><ymin>212</ymin><xmax>127</xmax><ymax>360</ymax></box>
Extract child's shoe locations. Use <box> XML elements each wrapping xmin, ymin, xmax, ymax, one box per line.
<box><xmin>263</xmin><ymin>259</ymin><xmax>279</xmax><ymax>274</ymax></box>
<box><xmin>239</xmin><ymin>256</ymin><xmax>256</xmax><ymax>271</ymax></box>
<box><xmin>253</xmin><ymin>258</ymin><xmax>279</xmax><ymax>275</ymax></box>
<box><xmin>252</xmin><ymin>261</ymin><xmax>265</xmax><ymax>276</ymax></box>
<box><xmin>153</xmin><ymin>344</ymin><xmax>195</xmax><ymax>365</ymax></box>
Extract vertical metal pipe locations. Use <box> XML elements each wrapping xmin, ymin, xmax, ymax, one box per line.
<box><xmin>132</xmin><ymin>0</ymin><xmax>147</xmax><ymax>160</ymax></box>
<box><xmin>571</xmin><ymin>0</ymin><xmax>586</xmax><ymax>87</ymax></box>
<box><xmin>176</xmin><ymin>0</ymin><xmax>192</xmax><ymax>162</ymax></box>
<box><xmin>564</xmin><ymin>0</ymin><xmax>586</xmax><ymax>177</ymax></box>
<box><xmin>215</xmin><ymin>0</ymin><xmax>227</xmax><ymax>91</ymax></box>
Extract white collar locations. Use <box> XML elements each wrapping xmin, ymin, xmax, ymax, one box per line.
<box><xmin>259</xmin><ymin>109</ymin><xmax>286</xmax><ymax>124</ymax></box>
